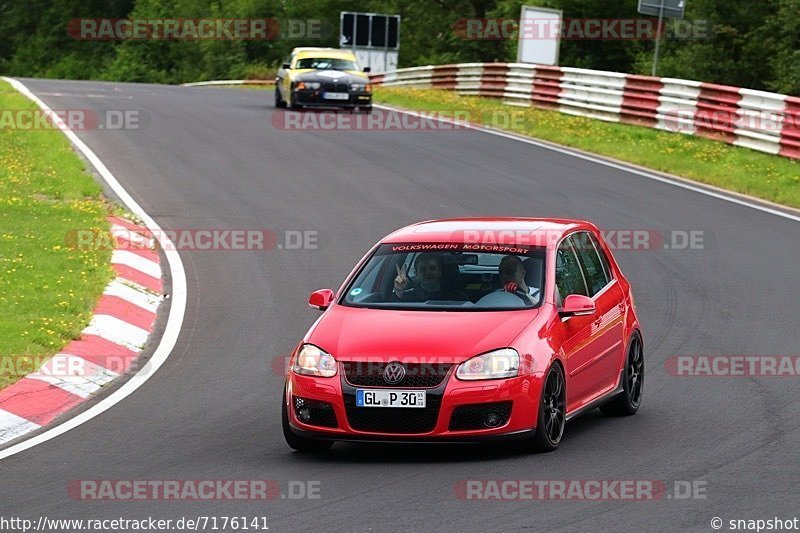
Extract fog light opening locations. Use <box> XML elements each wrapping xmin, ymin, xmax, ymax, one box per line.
<box><xmin>483</xmin><ymin>411</ymin><xmax>502</xmax><ymax>428</ymax></box>
<box><xmin>297</xmin><ymin>407</ymin><xmax>311</xmax><ymax>422</ymax></box>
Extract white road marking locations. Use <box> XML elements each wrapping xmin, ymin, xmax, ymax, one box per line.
<box><xmin>104</xmin><ymin>278</ymin><xmax>162</xmax><ymax>312</ymax></box>
<box><xmin>375</xmin><ymin>103</ymin><xmax>800</xmax><ymax>223</ymax></box>
<box><xmin>0</xmin><ymin>76</ymin><xmax>187</xmax><ymax>460</ymax></box>
<box><xmin>82</xmin><ymin>315</ymin><xmax>149</xmax><ymax>352</ymax></box>
<box><xmin>0</xmin><ymin>411</ymin><xmax>40</xmax><ymax>446</ymax></box>
<box><xmin>112</xmin><ymin>249</ymin><xmax>162</xmax><ymax>279</ymax></box>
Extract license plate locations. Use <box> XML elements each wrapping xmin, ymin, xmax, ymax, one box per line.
<box><xmin>356</xmin><ymin>389</ymin><xmax>426</xmax><ymax>408</ymax></box>
<box><xmin>323</xmin><ymin>92</ymin><xmax>349</xmax><ymax>100</ymax></box>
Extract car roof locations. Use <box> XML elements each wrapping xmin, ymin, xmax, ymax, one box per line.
<box><xmin>292</xmin><ymin>48</ymin><xmax>357</xmax><ymax>61</ymax></box>
<box><xmin>381</xmin><ymin>217</ymin><xmax>594</xmax><ymax>247</ymax></box>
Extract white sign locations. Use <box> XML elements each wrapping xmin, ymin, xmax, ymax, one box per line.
<box><xmin>517</xmin><ymin>5</ymin><xmax>562</xmax><ymax>66</ymax></box>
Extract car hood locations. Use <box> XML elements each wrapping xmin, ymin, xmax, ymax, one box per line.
<box><xmin>291</xmin><ymin>69</ymin><xmax>368</xmax><ymax>83</ymax></box>
<box><xmin>307</xmin><ymin>304</ymin><xmax>539</xmax><ymax>363</ymax></box>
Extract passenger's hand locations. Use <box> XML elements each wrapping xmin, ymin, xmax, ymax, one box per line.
<box><xmin>394</xmin><ymin>264</ymin><xmax>410</xmax><ymax>296</ymax></box>
<box><xmin>504</xmin><ymin>281</ymin><xmax>519</xmax><ymax>293</ymax></box>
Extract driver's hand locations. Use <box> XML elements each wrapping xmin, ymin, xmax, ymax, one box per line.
<box><xmin>394</xmin><ymin>264</ymin><xmax>410</xmax><ymax>297</ymax></box>
<box><xmin>503</xmin><ymin>281</ymin><xmax>519</xmax><ymax>293</ymax></box>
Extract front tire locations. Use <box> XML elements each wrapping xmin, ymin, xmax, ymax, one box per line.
<box><xmin>282</xmin><ymin>389</ymin><xmax>333</xmax><ymax>452</ymax></box>
<box><xmin>287</xmin><ymin>90</ymin><xmax>299</xmax><ymax>110</ymax></box>
<box><xmin>600</xmin><ymin>332</ymin><xmax>644</xmax><ymax>416</ymax></box>
<box><xmin>526</xmin><ymin>363</ymin><xmax>566</xmax><ymax>452</ymax></box>
<box><xmin>274</xmin><ymin>86</ymin><xmax>286</xmax><ymax>108</ymax></box>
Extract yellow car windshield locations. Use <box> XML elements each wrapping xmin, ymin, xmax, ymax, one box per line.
<box><xmin>295</xmin><ymin>58</ymin><xmax>359</xmax><ymax>71</ymax></box>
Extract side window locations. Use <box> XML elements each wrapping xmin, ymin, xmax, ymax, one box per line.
<box><xmin>590</xmin><ymin>233</ymin><xmax>613</xmax><ymax>281</ymax></box>
<box><xmin>570</xmin><ymin>232</ymin><xmax>609</xmax><ymax>297</ymax></box>
<box><xmin>555</xmin><ymin>239</ymin><xmax>588</xmax><ymax>306</ymax></box>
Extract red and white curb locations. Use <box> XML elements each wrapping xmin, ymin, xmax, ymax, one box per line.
<box><xmin>0</xmin><ymin>216</ymin><xmax>164</xmax><ymax>445</ymax></box>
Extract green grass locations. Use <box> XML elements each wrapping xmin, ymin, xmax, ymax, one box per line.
<box><xmin>374</xmin><ymin>87</ymin><xmax>800</xmax><ymax>208</ymax></box>
<box><xmin>0</xmin><ymin>80</ymin><xmax>114</xmax><ymax>389</ymax></box>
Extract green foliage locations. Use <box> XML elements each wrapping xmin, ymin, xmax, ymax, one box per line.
<box><xmin>0</xmin><ymin>0</ymin><xmax>797</xmax><ymax>94</ymax></box>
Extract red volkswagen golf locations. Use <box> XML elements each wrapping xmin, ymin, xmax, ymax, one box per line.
<box><xmin>282</xmin><ymin>218</ymin><xmax>643</xmax><ymax>452</ymax></box>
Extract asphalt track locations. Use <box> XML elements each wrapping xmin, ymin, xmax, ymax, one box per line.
<box><xmin>1</xmin><ymin>78</ymin><xmax>799</xmax><ymax>532</ymax></box>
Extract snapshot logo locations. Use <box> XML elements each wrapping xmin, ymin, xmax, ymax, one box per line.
<box><xmin>65</xmin><ymin>228</ymin><xmax>319</xmax><ymax>251</ymax></box>
<box><xmin>68</xmin><ymin>18</ymin><xmax>327</xmax><ymax>40</ymax></box>
<box><xmin>450</xmin><ymin>229</ymin><xmax>705</xmax><ymax>251</ymax></box>
<box><xmin>454</xmin><ymin>479</ymin><xmax>707</xmax><ymax>501</ymax></box>
<box><xmin>662</xmin><ymin>108</ymin><xmax>800</xmax><ymax>134</ymax></box>
<box><xmin>0</xmin><ymin>109</ymin><xmax>146</xmax><ymax>131</ymax></box>
<box><xmin>67</xmin><ymin>480</ymin><xmax>321</xmax><ymax>500</ymax></box>
<box><xmin>665</xmin><ymin>355</ymin><xmax>800</xmax><ymax>377</ymax></box>
<box><xmin>454</xmin><ymin>18</ymin><xmax>712</xmax><ymax>41</ymax></box>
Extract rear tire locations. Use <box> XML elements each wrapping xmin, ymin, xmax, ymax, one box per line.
<box><xmin>525</xmin><ymin>363</ymin><xmax>566</xmax><ymax>453</ymax></box>
<box><xmin>282</xmin><ymin>388</ymin><xmax>333</xmax><ymax>452</ymax></box>
<box><xmin>600</xmin><ymin>332</ymin><xmax>644</xmax><ymax>416</ymax></box>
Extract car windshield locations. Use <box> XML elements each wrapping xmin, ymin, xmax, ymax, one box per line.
<box><xmin>295</xmin><ymin>57</ymin><xmax>359</xmax><ymax>71</ymax></box>
<box><xmin>342</xmin><ymin>243</ymin><xmax>546</xmax><ymax>311</ymax></box>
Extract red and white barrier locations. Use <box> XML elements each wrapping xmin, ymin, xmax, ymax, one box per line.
<box><xmin>371</xmin><ymin>63</ymin><xmax>800</xmax><ymax>160</ymax></box>
<box><xmin>0</xmin><ymin>217</ymin><xmax>164</xmax><ymax>445</ymax></box>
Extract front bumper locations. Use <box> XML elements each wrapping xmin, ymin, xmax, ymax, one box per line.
<box><xmin>293</xmin><ymin>89</ymin><xmax>372</xmax><ymax>108</ymax></box>
<box><xmin>285</xmin><ymin>367</ymin><xmax>541</xmax><ymax>442</ymax></box>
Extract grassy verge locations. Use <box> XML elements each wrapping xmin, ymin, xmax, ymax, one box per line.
<box><xmin>0</xmin><ymin>80</ymin><xmax>114</xmax><ymax>389</ymax></box>
<box><xmin>374</xmin><ymin>87</ymin><xmax>800</xmax><ymax>208</ymax></box>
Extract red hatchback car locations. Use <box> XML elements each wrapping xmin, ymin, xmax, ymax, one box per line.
<box><xmin>282</xmin><ymin>218</ymin><xmax>643</xmax><ymax>452</ymax></box>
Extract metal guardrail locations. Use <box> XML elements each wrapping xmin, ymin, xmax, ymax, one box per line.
<box><xmin>181</xmin><ymin>79</ymin><xmax>274</xmax><ymax>87</ymax></box>
<box><xmin>370</xmin><ymin>63</ymin><xmax>800</xmax><ymax>160</ymax></box>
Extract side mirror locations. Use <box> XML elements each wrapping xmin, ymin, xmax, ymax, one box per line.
<box><xmin>363</xmin><ymin>67</ymin><xmax>371</xmax><ymax>73</ymax></box>
<box><xmin>308</xmin><ymin>289</ymin><xmax>335</xmax><ymax>310</ymax></box>
<box><xmin>559</xmin><ymin>294</ymin><xmax>595</xmax><ymax>318</ymax></box>
<box><xmin>281</xmin><ymin>62</ymin><xmax>290</xmax><ymax>69</ymax></box>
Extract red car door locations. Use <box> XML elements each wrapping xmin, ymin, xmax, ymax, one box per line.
<box><xmin>555</xmin><ymin>237</ymin><xmax>598</xmax><ymax>411</ymax></box>
<box><xmin>557</xmin><ymin>234</ymin><xmax>625</xmax><ymax>411</ymax></box>
<box><xmin>571</xmin><ymin>232</ymin><xmax>626</xmax><ymax>399</ymax></box>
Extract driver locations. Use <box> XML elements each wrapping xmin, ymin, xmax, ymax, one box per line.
<box><xmin>392</xmin><ymin>253</ymin><xmax>468</xmax><ymax>302</ymax></box>
<box><xmin>498</xmin><ymin>255</ymin><xmax>539</xmax><ymax>305</ymax></box>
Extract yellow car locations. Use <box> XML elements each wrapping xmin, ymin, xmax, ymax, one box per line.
<box><xmin>275</xmin><ymin>48</ymin><xmax>372</xmax><ymax>112</ymax></box>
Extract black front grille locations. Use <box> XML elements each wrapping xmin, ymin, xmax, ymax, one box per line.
<box><xmin>293</xmin><ymin>396</ymin><xmax>338</xmax><ymax>428</ymax></box>
<box><xmin>321</xmin><ymin>82</ymin><xmax>350</xmax><ymax>92</ymax></box>
<box><xmin>342</xmin><ymin>362</ymin><xmax>453</xmax><ymax>388</ymax></box>
<box><xmin>343</xmin><ymin>391</ymin><xmax>443</xmax><ymax>433</ymax></box>
<box><xmin>449</xmin><ymin>401</ymin><xmax>512</xmax><ymax>431</ymax></box>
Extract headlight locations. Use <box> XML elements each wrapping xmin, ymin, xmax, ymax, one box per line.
<box><xmin>456</xmin><ymin>348</ymin><xmax>519</xmax><ymax>380</ymax></box>
<box><xmin>296</xmin><ymin>82</ymin><xmax>320</xmax><ymax>90</ymax></box>
<box><xmin>292</xmin><ymin>344</ymin><xmax>337</xmax><ymax>377</ymax></box>
<box><xmin>351</xmin><ymin>83</ymin><xmax>371</xmax><ymax>92</ymax></box>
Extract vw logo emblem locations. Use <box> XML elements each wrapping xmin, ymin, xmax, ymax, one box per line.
<box><xmin>383</xmin><ymin>362</ymin><xmax>406</xmax><ymax>384</ymax></box>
